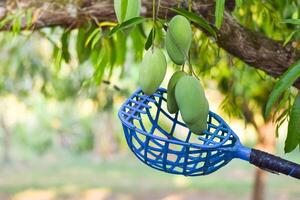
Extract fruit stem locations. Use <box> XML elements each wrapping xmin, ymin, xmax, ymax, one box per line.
<box><xmin>188</xmin><ymin>0</ymin><xmax>192</xmax><ymax>12</ymax></box>
<box><xmin>188</xmin><ymin>53</ymin><xmax>199</xmax><ymax>79</ymax></box>
<box><xmin>152</xmin><ymin>0</ymin><xmax>156</xmax><ymax>52</ymax></box>
<box><xmin>156</xmin><ymin>0</ymin><xmax>161</xmax><ymax>18</ymax></box>
<box><xmin>177</xmin><ymin>0</ymin><xmax>180</xmax><ymax>8</ymax></box>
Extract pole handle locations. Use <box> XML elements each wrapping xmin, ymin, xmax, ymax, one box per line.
<box><xmin>250</xmin><ymin>148</ymin><xmax>300</xmax><ymax>179</ymax></box>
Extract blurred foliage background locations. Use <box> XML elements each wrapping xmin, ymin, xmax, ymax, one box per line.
<box><xmin>0</xmin><ymin>0</ymin><xmax>299</xmax><ymax>200</ymax></box>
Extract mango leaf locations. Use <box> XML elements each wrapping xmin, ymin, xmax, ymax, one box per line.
<box><xmin>121</xmin><ymin>0</ymin><xmax>129</xmax><ymax>22</ymax></box>
<box><xmin>76</xmin><ymin>27</ymin><xmax>92</xmax><ymax>64</ymax></box>
<box><xmin>114</xmin><ymin>0</ymin><xmax>122</xmax><ymax>23</ymax></box>
<box><xmin>85</xmin><ymin>28</ymin><xmax>101</xmax><ymax>47</ymax></box>
<box><xmin>215</xmin><ymin>0</ymin><xmax>225</xmax><ymax>29</ymax></box>
<box><xmin>91</xmin><ymin>33</ymin><xmax>101</xmax><ymax>50</ymax></box>
<box><xmin>170</xmin><ymin>8</ymin><xmax>216</xmax><ymax>38</ymax></box>
<box><xmin>53</xmin><ymin>46</ymin><xmax>63</xmax><ymax>72</ymax></box>
<box><xmin>61</xmin><ymin>31</ymin><xmax>71</xmax><ymax>63</ymax></box>
<box><xmin>145</xmin><ymin>28</ymin><xmax>155</xmax><ymax>50</ymax></box>
<box><xmin>108</xmin><ymin>17</ymin><xmax>146</xmax><ymax>37</ymax></box>
<box><xmin>130</xmin><ymin>25</ymin><xmax>146</xmax><ymax>62</ymax></box>
<box><xmin>114</xmin><ymin>0</ymin><xmax>140</xmax><ymax>23</ymax></box>
<box><xmin>285</xmin><ymin>92</ymin><xmax>300</xmax><ymax>153</ymax></box>
<box><xmin>283</xmin><ymin>30</ymin><xmax>298</xmax><ymax>46</ymax></box>
<box><xmin>236</xmin><ymin>0</ymin><xmax>243</xmax><ymax>7</ymax></box>
<box><xmin>265</xmin><ymin>59</ymin><xmax>300</xmax><ymax>118</ymax></box>
<box><xmin>25</xmin><ymin>9</ymin><xmax>33</xmax><ymax>30</ymax></box>
<box><xmin>282</xmin><ymin>19</ymin><xmax>300</xmax><ymax>25</ymax></box>
<box><xmin>12</xmin><ymin>13</ymin><xmax>22</xmax><ymax>35</ymax></box>
<box><xmin>114</xmin><ymin>31</ymin><xmax>127</xmax><ymax>66</ymax></box>
<box><xmin>94</xmin><ymin>44</ymin><xmax>109</xmax><ymax>85</ymax></box>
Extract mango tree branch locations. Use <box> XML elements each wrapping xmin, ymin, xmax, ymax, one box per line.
<box><xmin>1</xmin><ymin>0</ymin><xmax>300</xmax><ymax>88</ymax></box>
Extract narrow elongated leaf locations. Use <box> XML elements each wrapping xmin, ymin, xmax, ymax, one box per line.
<box><xmin>114</xmin><ymin>31</ymin><xmax>127</xmax><ymax>66</ymax></box>
<box><xmin>25</xmin><ymin>9</ymin><xmax>33</xmax><ymax>30</ymax></box>
<box><xmin>61</xmin><ymin>31</ymin><xmax>71</xmax><ymax>63</ymax></box>
<box><xmin>283</xmin><ymin>30</ymin><xmax>297</xmax><ymax>46</ymax></box>
<box><xmin>285</xmin><ymin>92</ymin><xmax>300</xmax><ymax>153</ymax></box>
<box><xmin>145</xmin><ymin>28</ymin><xmax>155</xmax><ymax>50</ymax></box>
<box><xmin>53</xmin><ymin>46</ymin><xmax>63</xmax><ymax>72</ymax></box>
<box><xmin>114</xmin><ymin>0</ymin><xmax>122</xmax><ymax>22</ymax></box>
<box><xmin>215</xmin><ymin>0</ymin><xmax>225</xmax><ymax>29</ymax></box>
<box><xmin>108</xmin><ymin>17</ymin><xmax>146</xmax><ymax>37</ymax></box>
<box><xmin>121</xmin><ymin>0</ymin><xmax>128</xmax><ymax>22</ymax></box>
<box><xmin>76</xmin><ymin>27</ymin><xmax>92</xmax><ymax>64</ymax></box>
<box><xmin>94</xmin><ymin>43</ymin><xmax>109</xmax><ymax>85</ymax></box>
<box><xmin>170</xmin><ymin>8</ymin><xmax>216</xmax><ymax>37</ymax></box>
<box><xmin>85</xmin><ymin>28</ymin><xmax>101</xmax><ymax>47</ymax></box>
<box><xmin>114</xmin><ymin>0</ymin><xmax>140</xmax><ymax>23</ymax></box>
<box><xmin>283</xmin><ymin>19</ymin><xmax>300</xmax><ymax>25</ymax></box>
<box><xmin>265</xmin><ymin>59</ymin><xmax>300</xmax><ymax>118</ymax></box>
<box><xmin>130</xmin><ymin>25</ymin><xmax>146</xmax><ymax>61</ymax></box>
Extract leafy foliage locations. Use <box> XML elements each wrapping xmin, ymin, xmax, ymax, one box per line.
<box><xmin>285</xmin><ymin>92</ymin><xmax>300</xmax><ymax>153</ymax></box>
<box><xmin>265</xmin><ymin>60</ymin><xmax>300</xmax><ymax>119</ymax></box>
<box><xmin>215</xmin><ymin>0</ymin><xmax>225</xmax><ymax>29</ymax></box>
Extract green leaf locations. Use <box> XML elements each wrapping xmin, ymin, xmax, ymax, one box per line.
<box><xmin>145</xmin><ymin>28</ymin><xmax>155</xmax><ymax>50</ymax></box>
<box><xmin>25</xmin><ymin>9</ymin><xmax>33</xmax><ymax>30</ymax></box>
<box><xmin>114</xmin><ymin>0</ymin><xmax>122</xmax><ymax>23</ymax></box>
<box><xmin>114</xmin><ymin>0</ymin><xmax>141</xmax><ymax>23</ymax></box>
<box><xmin>108</xmin><ymin>17</ymin><xmax>146</xmax><ymax>37</ymax></box>
<box><xmin>236</xmin><ymin>0</ymin><xmax>243</xmax><ymax>7</ymax></box>
<box><xmin>94</xmin><ymin>44</ymin><xmax>109</xmax><ymax>85</ymax></box>
<box><xmin>170</xmin><ymin>8</ymin><xmax>216</xmax><ymax>37</ymax></box>
<box><xmin>85</xmin><ymin>28</ymin><xmax>101</xmax><ymax>47</ymax></box>
<box><xmin>91</xmin><ymin>33</ymin><xmax>101</xmax><ymax>50</ymax></box>
<box><xmin>283</xmin><ymin>30</ymin><xmax>297</xmax><ymax>46</ymax></box>
<box><xmin>121</xmin><ymin>0</ymin><xmax>129</xmax><ymax>22</ymax></box>
<box><xmin>215</xmin><ymin>0</ymin><xmax>225</xmax><ymax>29</ymax></box>
<box><xmin>282</xmin><ymin>19</ymin><xmax>300</xmax><ymax>25</ymax></box>
<box><xmin>53</xmin><ymin>46</ymin><xmax>63</xmax><ymax>72</ymax></box>
<box><xmin>265</xmin><ymin>59</ymin><xmax>300</xmax><ymax>118</ymax></box>
<box><xmin>61</xmin><ymin>31</ymin><xmax>71</xmax><ymax>63</ymax></box>
<box><xmin>12</xmin><ymin>13</ymin><xmax>22</xmax><ymax>35</ymax></box>
<box><xmin>285</xmin><ymin>92</ymin><xmax>300</xmax><ymax>153</ymax></box>
<box><xmin>76</xmin><ymin>27</ymin><xmax>92</xmax><ymax>64</ymax></box>
<box><xmin>113</xmin><ymin>31</ymin><xmax>127</xmax><ymax>66</ymax></box>
<box><xmin>130</xmin><ymin>25</ymin><xmax>146</xmax><ymax>62</ymax></box>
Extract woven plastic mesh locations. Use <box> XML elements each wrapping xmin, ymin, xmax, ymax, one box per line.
<box><xmin>118</xmin><ymin>88</ymin><xmax>240</xmax><ymax>176</ymax></box>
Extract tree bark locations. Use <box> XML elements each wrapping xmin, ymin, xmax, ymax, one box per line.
<box><xmin>1</xmin><ymin>0</ymin><xmax>300</xmax><ymax>87</ymax></box>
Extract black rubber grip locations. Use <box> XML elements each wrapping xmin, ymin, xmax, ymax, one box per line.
<box><xmin>250</xmin><ymin>149</ymin><xmax>300</xmax><ymax>179</ymax></box>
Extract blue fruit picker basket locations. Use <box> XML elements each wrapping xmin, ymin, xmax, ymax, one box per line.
<box><xmin>118</xmin><ymin>88</ymin><xmax>300</xmax><ymax>179</ymax></box>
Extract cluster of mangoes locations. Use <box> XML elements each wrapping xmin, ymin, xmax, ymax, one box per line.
<box><xmin>139</xmin><ymin>15</ymin><xmax>210</xmax><ymax>135</ymax></box>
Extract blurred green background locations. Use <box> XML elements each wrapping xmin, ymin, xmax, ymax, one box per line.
<box><xmin>0</xmin><ymin>0</ymin><xmax>300</xmax><ymax>200</ymax></box>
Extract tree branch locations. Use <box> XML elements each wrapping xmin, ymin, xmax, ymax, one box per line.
<box><xmin>1</xmin><ymin>0</ymin><xmax>300</xmax><ymax>88</ymax></box>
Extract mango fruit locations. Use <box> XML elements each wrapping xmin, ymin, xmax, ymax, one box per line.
<box><xmin>166</xmin><ymin>15</ymin><xmax>192</xmax><ymax>65</ymax></box>
<box><xmin>139</xmin><ymin>49</ymin><xmax>167</xmax><ymax>95</ymax></box>
<box><xmin>175</xmin><ymin>75</ymin><xmax>209</xmax><ymax>134</ymax></box>
<box><xmin>114</xmin><ymin>0</ymin><xmax>141</xmax><ymax>23</ymax></box>
<box><xmin>187</xmin><ymin>118</ymin><xmax>208</xmax><ymax>135</ymax></box>
<box><xmin>167</xmin><ymin>71</ymin><xmax>187</xmax><ymax>114</ymax></box>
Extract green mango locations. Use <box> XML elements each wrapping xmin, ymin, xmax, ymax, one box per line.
<box><xmin>166</xmin><ymin>15</ymin><xmax>192</xmax><ymax>65</ymax></box>
<box><xmin>139</xmin><ymin>49</ymin><xmax>167</xmax><ymax>95</ymax></box>
<box><xmin>187</xmin><ymin>118</ymin><xmax>207</xmax><ymax>135</ymax></box>
<box><xmin>114</xmin><ymin>0</ymin><xmax>141</xmax><ymax>23</ymax></box>
<box><xmin>175</xmin><ymin>75</ymin><xmax>209</xmax><ymax>133</ymax></box>
<box><xmin>167</xmin><ymin>71</ymin><xmax>187</xmax><ymax>114</ymax></box>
